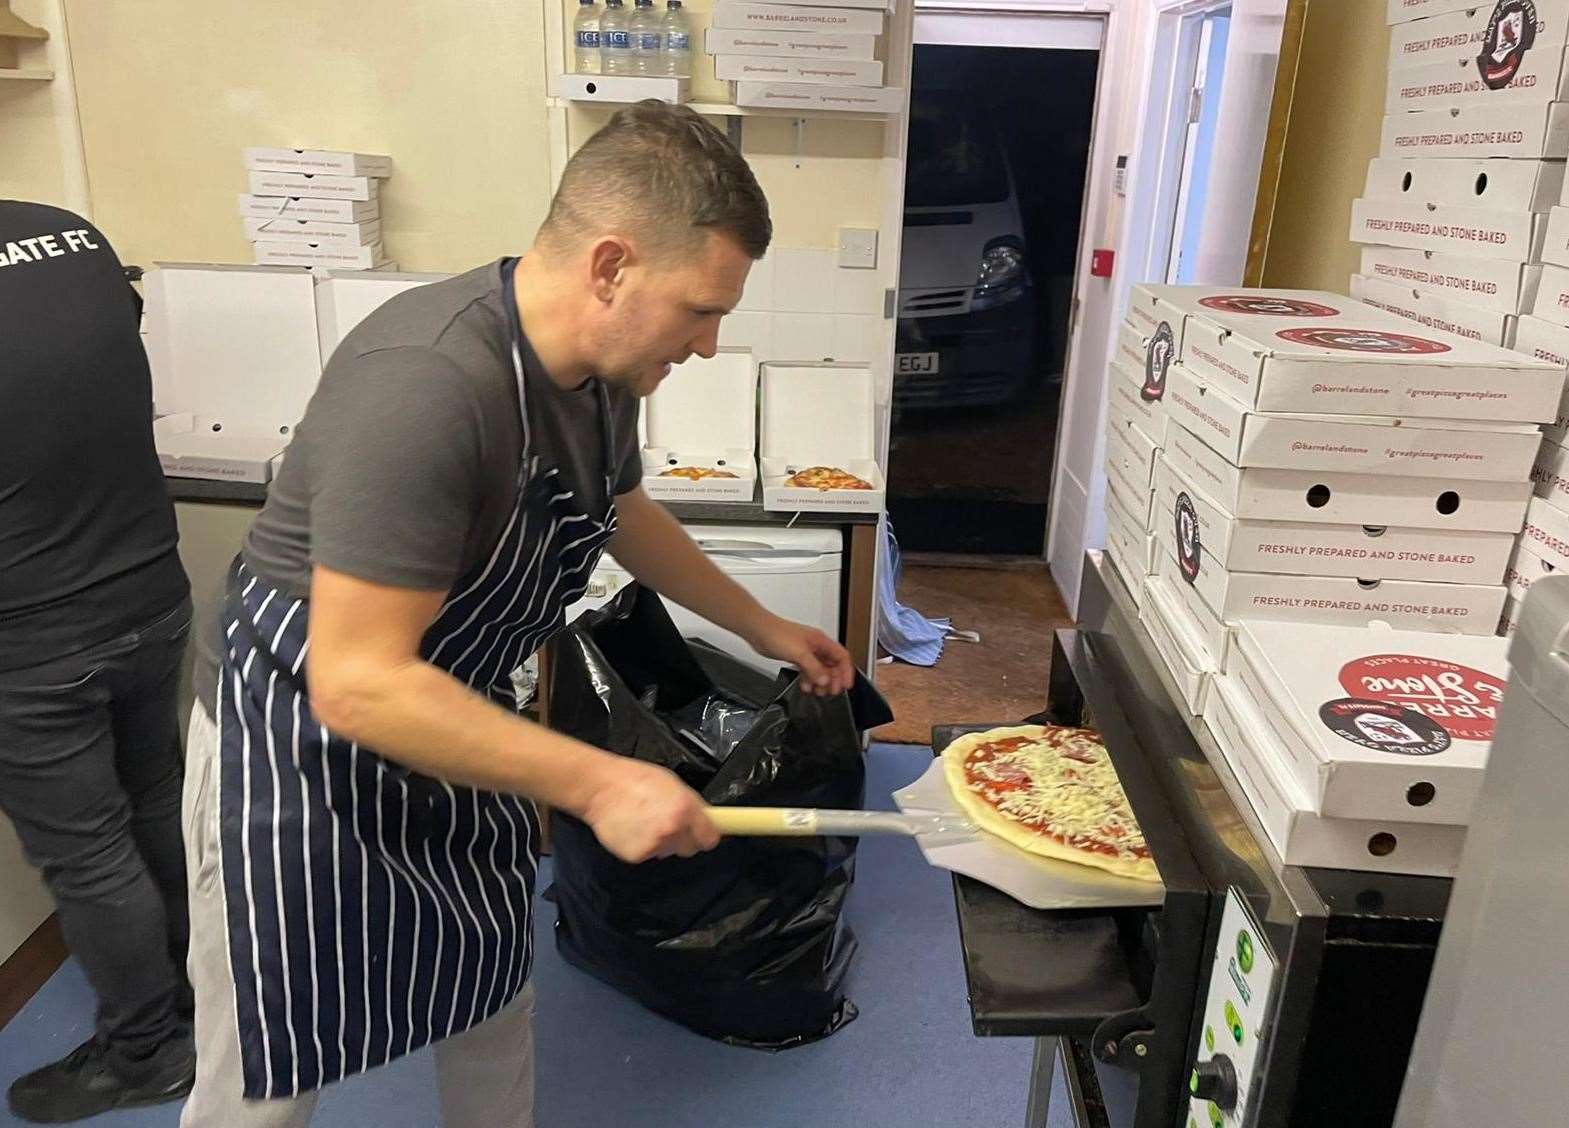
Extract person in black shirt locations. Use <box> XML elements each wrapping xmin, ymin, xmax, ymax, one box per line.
<box><xmin>0</xmin><ymin>201</ymin><xmax>196</xmax><ymax>1121</ymax></box>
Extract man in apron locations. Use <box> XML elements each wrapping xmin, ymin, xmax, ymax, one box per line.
<box><xmin>180</xmin><ymin>102</ymin><xmax>854</xmax><ymax>1126</ymax></box>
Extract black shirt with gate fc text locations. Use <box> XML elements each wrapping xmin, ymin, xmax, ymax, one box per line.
<box><xmin>0</xmin><ymin>201</ymin><xmax>188</xmax><ymax>670</ymax></box>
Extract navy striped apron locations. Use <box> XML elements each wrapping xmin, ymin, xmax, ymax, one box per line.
<box><xmin>215</xmin><ymin>260</ymin><xmax>619</xmax><ymax>1098</ymax></box>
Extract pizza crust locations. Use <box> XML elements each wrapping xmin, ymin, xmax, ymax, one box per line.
<box><xmin>942</xmin><ymin>724</ymin><xmax>1160</xmax><ymax>884</ymax></box>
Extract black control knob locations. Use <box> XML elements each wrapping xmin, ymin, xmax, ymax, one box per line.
<box><xmin>1189</xmin><ymin>1054</ymin><xmax>1238</xmax><ymax>1111</ymax></box>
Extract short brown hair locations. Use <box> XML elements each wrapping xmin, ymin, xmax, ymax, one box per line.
<box><xmin>539</xmin><ymin>101</ymin><xmax>772</xmax><ymax>260</ymax></box>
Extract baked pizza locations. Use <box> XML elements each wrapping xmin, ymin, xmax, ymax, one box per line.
<box><xmin>784</xmin><ymin>466</ymin><xmax>873</xmax><ymax>491</ymax></box>
<box><xmin>943</xmin><ymin>724</ymin><xmax>1158</xmax><ymax>883</ymax></box>
<box><xmin>659</xmin><ymin>466</ymin><xmax>739</xmax><ymax>480</ymax></box>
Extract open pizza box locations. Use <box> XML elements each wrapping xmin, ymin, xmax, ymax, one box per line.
<box><xmin>145</xmin><ymin>263</ymin><xmax>323</xmax><ymax>483</ymax></box>
<box><xmin>1164</xmin><ymin>363</ymin><xmax>1543</xmax><ymax>481</ymax></box>
<box><xmin>760</xmin><ymin>362</ymin><xmax>884</xmax><ymax>513</ymax></box>
<box><xmin>641</xmin><ymin>349</ymin><xmax>757</xmax><ymax>503</ymax></box>
<box><xmin>1204</xmin><ymin>673</ymin><xmax>1467</xmax><ymax>877</ymax></box>
<box><xmin>1230</xmin><ymin>618</ymin><xmax>1510</xmax><ymax>827</ymax></box>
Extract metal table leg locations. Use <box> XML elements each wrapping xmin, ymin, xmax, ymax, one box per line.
<box><xmin>1025</xmin><ymin>1036</ymin><xmax>1059</xmax><ymax>1128</ymax></box>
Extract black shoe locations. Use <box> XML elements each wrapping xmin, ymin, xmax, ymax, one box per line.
<box><xmin>7</xmin><ymin>1033</ymin><xmax>195</xmax><ymax>1124</ymax></box>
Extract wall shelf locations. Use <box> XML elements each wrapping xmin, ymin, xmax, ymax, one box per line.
<box><xmin>0</xmin><ymin>66</ymin><xmax>52</xmax><ymax>80</ymax></box>
<box><xmin>546</xmin><ymin>94</ymin><xmax>890</xmax><ymax>120</ymax></box>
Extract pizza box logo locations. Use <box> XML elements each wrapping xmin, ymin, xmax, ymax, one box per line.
<box><xmin>1143</xmin><ymin>321</ymin><xmax>1174</xmax><ymax>402</ymax></box>
<box><xmin>1198</xmin><ymin>294</ymin><xmax>1340</xmax><ymax>318</ymax></box>
<box><xmin>1175</xmin><ymin>492</ymin><xmax>1201</xmax><ymax>585</ymax></box>
<box><xmin>1338</xmin><ymin>654</ymin><xmax>1506</xmax><ymax>742</ymax></box>
<box><xmin>1319</xmin><ymin>698</ymin><xmax>1453</xmax><ymax>756</ymax></box>
<box><xmin>1275</xmin><ymin>327</ymin><xmax>1452</xmax><ymax>355</ymax></box>
<box><xmin>1478</xmin><ymin>0</ymin><xmax>1538</xmax><ymax>91</ymax></box>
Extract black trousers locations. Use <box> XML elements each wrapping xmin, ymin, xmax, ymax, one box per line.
<box><xmin>0</xmin><ymin>598</ymin><xmax>192</xmax><ymax>1071</ymax></box>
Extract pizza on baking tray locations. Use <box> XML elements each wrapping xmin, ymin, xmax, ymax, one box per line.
<box><xmin>784</xmin><ymin>466</ymin><xmax>873</xmax><ymax>491</ymax></box>
<box><xmin>942</xmin><ymin>724</ymin><xmax>1158</xmax><ymax>883</ymax></box>
<box><xmin>659</xmin><ymin>466</ymin><xmax>740</xmax><ymax>480</ymax></box>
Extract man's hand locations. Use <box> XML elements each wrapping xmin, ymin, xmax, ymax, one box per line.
<box><xmin>747</xmin><ymin>614</ymin><xmax>856</xmax><ymax>696</ymax></box>
<box><xmin>580</xmin><ymin>759</ymin><xmax>721</xmax><ymax>863</ymax></box>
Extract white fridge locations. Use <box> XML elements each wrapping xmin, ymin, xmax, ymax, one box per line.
<box><xmin>566</xmin><ymin>524</ymin><xmax>844</xmax><ymax>675</ymax></box>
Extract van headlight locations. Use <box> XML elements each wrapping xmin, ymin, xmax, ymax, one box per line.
<box><xmin>972</xmin><ymin>239</ymin><xmax>1029</xmax><ymax>311</ymax></box>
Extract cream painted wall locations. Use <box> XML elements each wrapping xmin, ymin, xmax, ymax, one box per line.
<box><xmin>0</xmin><ymin>0</ymin><xmax>88</xmax><ymax>211</ymax></box>
<box><xmin>62</xmin><ymin>0</ymin><xmax>555</xmax><ymax>273</ymax></box>
<box><xmin>1257</xmin><ymin>0</ymin><xmax>1386</xmax><ymax>292</ymax></box>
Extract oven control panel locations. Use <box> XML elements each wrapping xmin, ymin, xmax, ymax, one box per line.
<box><xmin>1183</xmin><ymin>890</ymin><xmax>1278</xmax><ymax>1127</ymax></box>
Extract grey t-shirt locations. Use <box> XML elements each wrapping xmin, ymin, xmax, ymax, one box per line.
<box><xmin>194</xmin><ymin>259</ymin><xmax>641</xmax><ymax>713</ymax></box>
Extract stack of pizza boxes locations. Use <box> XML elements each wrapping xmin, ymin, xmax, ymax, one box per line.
<box><xmin>1125</xmin><ymin>284</ymin><xmax>1553</xmax><ymax>713</ymax></box>
<box><xmin>1100</xmin><ymin>294</ymin><xmax>1171</xmax><ymax>608</ymax></box>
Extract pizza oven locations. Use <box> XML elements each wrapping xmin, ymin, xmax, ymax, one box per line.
<box><xmin>941</xmin><ymin>555</ymin><xmax>1448</xmax><ymax>1128</ymax></box>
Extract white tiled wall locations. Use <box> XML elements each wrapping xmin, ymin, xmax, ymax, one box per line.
<box><xmin>729</xmin><ymin>248</ymin><xmax>888</xmax><ymax>366</ymax></box>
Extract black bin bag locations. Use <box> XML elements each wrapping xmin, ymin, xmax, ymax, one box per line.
<box><xmin>547</xmin><ymin>584</ymin><xmax>893</xmax><ymax>1049</ymax></box>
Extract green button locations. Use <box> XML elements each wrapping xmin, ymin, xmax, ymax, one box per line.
<box><xmin>1209</xmin><ymin>1102</ymin><xmax>1224</xmax><ymax>1128</ymax></box>
<box><xmin>1205</xmin><ymin>1025</ymin><xmax>1216</xmax><ymax>1052</ymax></box>
<box><xmin>1224</xmin><ymin>1000</ymin><xmax>1244</xmax><ymax>1045</ymax></box>
<box><xmin>1190</xmin><ymin>1070</ymin><xmax>1200</xmax><ymax>1094</ymax></box>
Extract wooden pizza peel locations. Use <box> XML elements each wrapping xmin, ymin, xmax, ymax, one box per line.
<box><xmin>705</xmin><ymin>756</ymin><xmax>1165</xmax><ymax>909</ymax></box>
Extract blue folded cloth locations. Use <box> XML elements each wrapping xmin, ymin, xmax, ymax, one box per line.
<box><xmin>876</xmin><ymin>522</ymin><xmax>953</xmax><ymax>667</ymax></box>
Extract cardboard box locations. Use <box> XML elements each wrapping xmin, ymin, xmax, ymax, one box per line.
<box><xmin>1104</xmin><ymin>422</ymin><xmax>1156</xmax><ymax>524</ymax></box>
<box><xmin>1522</xmin><ymin>492</ymin><xmax>1569</xmax><ymax>568</ymax></box>
<box><xmin>1106</xmin><ymin>388</ymin><xmax>1160</xmax><ymax>488</ymax></box>
<box><xmin>1351</xmin><ymin>273</ymin><xmax>1514</xmax><ymax>346</ymax></box>
<box><xmin>243</xmin><ymin>216</ymin><xmax>382</xmax><ymax>246</ymax></box>
<box><xmin>1155</xmin><ymin>461</ymin><xmax>1514</xmax><ymax>586</ymax></box>
<box><xmin>314</xmin><ymin>271</ymin><xmax>448</xmax><ymax>363</ymax></box>
<box><xmin>1164</xmin><ymin>363</ymin><xmax>1544</xmax><ymax>480</ymax></box>
<box><xmin>552</xmin><ymin>72</ymin><xmax>689</xmax><ymax>103</ymax></box>
<box><xmin>1231</xmin><ymin>619</ymin><xmax>1510</xmax><ymax>825</ymax></box>
<box><xmin>1388</xmin><ymin>17</ymin><xmax>1569</xmax><ymax>112</ymax></box>
<box><xmin>1163</xmin><ymin>416</ymin><xmax>1532</xmax><ymax>532</ymax></box>
<box><xmin>1107</xmin><ymin>488</ymin><xmax>1156</xmax><ymax>571</ymax></box>
<box><xmin>1536</xmin><ymin>206</ymin><xmax>1569</xmax><ymax>270</ymax></box>
<box><xmin>1105</xmin><ymin>492</ymin><xmax>1155</xmax><ymax>605</ymax></box>
<box><xmin>1115</xmin><ymin>321</ymin><xmax>1151</xmax><ymax>373</ymax></box>
<box><xmin>144</xmin><ymin>264</ymin><xmax>323</xmax><ymax>483</ymax></box>
<box><xmin>1500</xmin><ymin>593</ymin><xmax>1523</xmax><ymax>635</ymax></box>
<box><xmin>1155</xmin><ymin>548</ymin><xmax>1231</xmax><ymax>666</ymax></box>
<box><xmin>247</xmin><ymin>170</ymin><xmax>378</xmax><ymax>202</ymax></box>
<box><xmin>253</xmin><ymin>241</ymin><xmax>388</xmax><ymax>270</ymax></box>
<box><xmin>1364</xmin><ymin>157</ymin><xmax>1566</xmax><ymax>213</ymax></box>
<box><xmin>704</xmin><ymin>27</ymin><xmax>879</xmax><ymax>60</ymax></box>
<box><xmin>1351</xmin><ymin>196</ymin><xmax>1548</xmax><ymax>263</ymax></box>
<box><xmin>1150</xmin><ymin>284</ymin><xmax>1559</xmax><ymax>419</ymax></box>
<box><xmin>243</xmin><ymin>148</ymin><xmax>392</xmax><ymax>178</ymax></box>
<box><xmin>237</xmin><ymin>194</ymin><xmax>378</xmax><ymax>224</ymax></box>
<box><xmin>713</xmin><ymin>54</ymin><xmax>882</xmax><ymax>86</ymax></box>
<box><xmin>712</xmin><ymin>1</ymin><xmax>885</xmax><ymax>35</ymax></box>
<box><xmin>642</xmin><ymin>350</ymin><xmax>757</xmax><ymax>502</ymax></box>
<box><xmin>1386</xmin><ymin>0</ymin><xmax>1525</xmax><ymax>26</ymax></box>
<box><xmin>733</xmin><ymin>81</ymin><xmax>902</xmax><ymax>112</ymax></box>
<box><xmin>1110</xmin><ymin>363</ymin><xmax>1169</xmax><ymax>444</ymax></box>
<box><xmin>1388</xmin><ymin>5</ymin><xmax>1491</xmax><ymax>68</ymax></box>
<box><xmin>1140</xmin><ymin>574</ymin><xmax>1214</xmax><ymax>716</ymax></box>
<box><xmin>1359</xmin><ymin>246</ymin><xmax>1541</xmax><ymax>315</ymax></box>
<box><xmin>1509</xmin><ymin>315</ymin><xmax>1569</xmax><ymax>444</ymax></box>
<box><xmin>1381</xmin><ymin>103</ymin><xmax>1569</xmax><ymax>159</ymax></box>
<box><xmin>760</xmin><ymin>362</ymin><xmax>883</xmax><ymax>512</ymax></box>
<box><xmin>1532</xmin><ymin>435</ymin><xmax>1569</xmax><ymax>511</ymax></box>
<box><xmin>1506</xmin><ymin>535</ymin><xmax>1561</xmax><ymax>606</ymax></box>
<box><xmin>1530</xmin><ymin>262</ymin><xmax>1569</xmax><ymax>328</ymax></box>
<box><xmin>1205</xmin><ymin>674</ymin><xmax>1467</xmax><ymax>877</ymax></box>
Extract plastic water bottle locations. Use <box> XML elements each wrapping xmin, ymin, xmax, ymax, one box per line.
<box><xmin>573</xmin><ymin>0</ymin><xmax>601</xmax><ymax>74</ymax></box>
<box><xmin>601</xmin><ymin>0</ymin><xmax>631</xmax><ymax>75</ymax></box>
<box><xmin>661</xmin><ymin>0</ymin><xmax>691</xmax><ymax>77</ymax></box>
<box><xmin>630</xmin><ymin>0</ymin><xmax>661</xmax><ymax>75</ymax></box>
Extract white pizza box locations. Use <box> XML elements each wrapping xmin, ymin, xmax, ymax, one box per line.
<box><xmin>1231</xmin><ymin>618</ymin><xmax>1511</xmax><ymax>825</ymax></box>
<box><xmin>1155</xmin><ymin>547</ymin><xmax>1232</xmax><ymax>667</ymax></box>
<box><xmin>246</xmin><ymin>170</ymin><xmax>379</xmax><ymax>202</ymax></box>
<box><xmin>1140</xmin><ymin>574</ymin><xmax>1214</xmax><ymax>717</ymax></box>
<box><xmin>1106</xmin><ymin>487</ymin><xmax>1157</xmax><ymax>573</ymax></box>
<box><xmin>1114</xmin><ymin>320</ymin><xmax>1177</xmax><ymax>414</ymax></box>
<box><xmin>1522</xmin><ymin>491</ymin><xmax>1569</xmax><ymax>567</ymax></box>
<box><xmin>1350</xmin><ymin>196</ymin><xmax>1549</xmax><ymax>264</ymax></box>
<box><xmin>253</xmin><ymin>240</ymin><xmax>389</xmax><ymax>270</ymax></box>
<box><xmin>1532</xmin><ymin>434</ymin><xmax>1569</xmax><ymax>510</ymax></box>
<box><xmin>1163</xmin><ymin>416</ymin><xmax>1532</xmax><ymax>532</ymax></box>
<box><xmin>243</xmin><ymin>215</ymin><xmax>382</xmax><ymax>247</ymax></box>
<box><xmin>143</xmin><ymin>264</ymin><xmax>322</xmax><ymax>483</ymax></box>
<box><xmin>1528</xmin><ymin>262</ymin><xmax>1569</xmax><ymax>329</ymax></box>
<box><xmin>1104</xmin><ymin>494</ymin><xmax>1155</xmax><ymax>608</ymax></box>
<box><xmin>705</xmin><ymin>27</ymin><xmax>879</xmax><ymax>60</ymax></box>
<box><xmin>1110</xmin><ymin>363</ymin><xmax>1169</xmax><ymax>445</ymax></box>
<box><xmin>1381</xmin><ymin>103</ymin><xmax>1569</xmax><ymax>160</ymax></box>
<box><xmin>1500</xmin><ymin>593</ymin><xmax>1524</xmax><ymax>635</ymax></box>
<box><xmin>237</xmin><ymin>194</ymin><xmax>379</xmax><ymax>224</ymax></box>
<box><xmin>1387</xmin><ymin>16</ymin><xmax>1569</xmax><ymax>113</ymax></box>
<box><xmin>1114</xmin><ymin>320</ymin><xmax>1150</xmax><ymax>374</ymax></box>
<box><xmin>714</xmin><ymin>54</ymin><xmax>882</xmax><ymax>86</ymax></box>
<box><xmin>1164</xmin><ymin>363</ymin><xmax>1543</xmax><ymax>481</ymax></box>
<box><xmin>1388</xmin><ymin>5</ymin><xmax>1491</xmax><ymax>67</ymax></box>
<box><xmin>1205</xmin><ymin>673</ymin><xmax>1468</xmax><ymax>877</ymax></box>
<box><xmin>1359</xmin><ymin>245</ymin><xmax>1542</xmax><ymax>316</ymax></box>
<box><xmin>243</xmin><ymin>148</ymin><xmax>393</xmax><ymax>178</ymax></box>
<box><xmin>1124</xmin><ymin>287</ymin><xmax>1169</xmax><ymax>339</ymax></box>
<box><xmin>733</xmin><ymin>81</ymin><xmax>902</xmax><ymax>113</ymax></box>
<box><xmin>760</xmin><ymin>362</ymin><xmax>883</xmax><ymax>512</ymax></box>
<box><xmin>1105</xmin><ymin>388</ymin><xmax>1160</xmax><ymax>488</ymax></box>
<box><xmin>1506</xmin><ymin>535</ymin><xmax>1562</xmax><ymax>607</ymax></box>
<box><xmin>1350</xmin><ymin>272</ymin><xmax>1515</xmax><ymax>347</ymax></box>
<box><xmin>712</xmin><ymin>1</ymin><xmax>884</xmax><ymax>34</ymax></box>
<box><xmin>1104</xmin><ymin>423</ymin><xmax>1156</xmax><ymax>528</ymax></box>
<box><xmin>1384</xmin><ymin>0</ymin><xmax>1551</xmax><ymax>25</ymax></box>
<box><xmin>1364</xmin><ymin>157</ymin><xmax>1566</xmax><ymax>213</ymax></box>
<box><xmin>1537</xmin><ymin>206</ymin><xmax>1569</xmax><ymax>269</ymax></box>
<box><xmin>1149</xmin><ymin>284</ymin><xmax>1559</xmax><ymax>419</ymax></box>
<box><xmin>642</xmin><ymin>349</ymin><xmax>757</xmax><ymax>502</ymax></box>
<box><xmin>1509</xmin><ymin>315</ymin><xmax>1569</xmax><ymax>444</ymax></box>
<box><xmin>314</xmin><ymin>271</ymin><xmax>448</xmax><ymax>365</ymax></box>
<box><xmin>1155</xmin><ymin>458</ymin><xmax>1514</xmax><ymax>585</ymax></box>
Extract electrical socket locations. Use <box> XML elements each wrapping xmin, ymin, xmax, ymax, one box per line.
<box><xmin>837</xmin><ymin>227</ymin><xmax>877</xmax><ymax>270</ymax></box>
